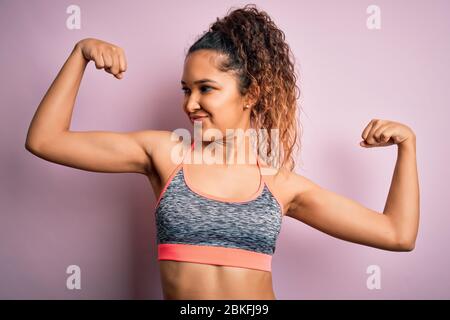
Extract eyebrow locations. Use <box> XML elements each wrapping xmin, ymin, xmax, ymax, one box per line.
<box><xmin>181</xmin><ymin>79</ymin><xmax>219</xmax><ymax>85</ymax></box>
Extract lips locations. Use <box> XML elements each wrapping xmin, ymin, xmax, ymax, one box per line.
<box><xmin>190</xmin><ymin>115</ymin><xmax>208</xmax><ymax>121</ymax></box>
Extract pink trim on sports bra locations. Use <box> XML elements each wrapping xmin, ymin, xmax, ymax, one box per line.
<box><xmin>182</xmin><ymin>141</ymin><xmax>265</xmax><ymax>203</ymax></box>
<box><xmin>154</xmin><ymin>140</ymin><xmax>285</xmax><ymax>215</ymax></box>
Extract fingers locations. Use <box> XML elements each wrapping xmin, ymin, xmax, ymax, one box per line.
<box><xmin>110</xmin><ymin>53</ymin><xmax>120</xmax><ymax>76</ymax></box>
<box><xmin>361</xmin><ymin>120</ymin><xmax>375</xmax><ymax>142</ymax></box>
<box><xmin>373</xmin><ymin>124</ymin><xmax>393</xmax><ymax>143</ymax></box>
<box><xmin>361</xmin><ymin>119</ymin><xmax>397</xmax><ymax>148</ymax></box>
<box><xmin>362</xmin><ymin>119</ymin><xmax>384</xmax><ymax>145</ymax></box>
<box><xmin>118</xmin><ymin>50</ymin><xmax>127</xmax><ymax>73</ymax></box>
<box><xmin>100</xmin><ymin>50</ymin><xmax>126</xmax><ymax>79</ymax></box>
<box><xmin>102</xmin><ymin>51</ymin><xmax>113</xmax><ymax>73</ymax></box>
<box><xmin>366</xmin><ymin>122</ymin><xmax>384</xmax><ymax>144</ymax></box>
<box><xmin>94</xmin><ymin>51</ymin><xmax>105</xmax><ymax>69</ymax></box>
<box><xmin>82</xmin><ymin>39</ymin><xmax>127</xmax><ymax>79</ymax></box>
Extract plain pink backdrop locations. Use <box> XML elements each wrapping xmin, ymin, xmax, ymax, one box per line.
<box><xmin>1</xmin><ymin>0</ymin><xmax>448</xmax><ymax>299</ymax></box>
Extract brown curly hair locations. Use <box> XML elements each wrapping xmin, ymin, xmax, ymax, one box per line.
<box><xmin>186</xmin><ymin>3</ymin><xmax>303</xmax><ymax>175</ymax></box>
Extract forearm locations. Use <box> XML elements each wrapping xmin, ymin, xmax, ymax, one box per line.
<box><xmin>383</xmin><ymin>136</ymin><xmax>420</xmax><ymax>248</ymax></box>
<box><xmin>25</xmin><ymin>43</ymin><xmax>89</xmax><ymax>149</ymax></box>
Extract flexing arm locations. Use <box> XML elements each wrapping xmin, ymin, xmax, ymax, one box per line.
<box><xmin>25</xmin><ymin>38</ymin><xmax>165</xmax><ymax>174</ymax></box>
<box><xmin>285</xmin><ymin>124</ymin><xmax>419</xmax><ymax>252</ymax></box>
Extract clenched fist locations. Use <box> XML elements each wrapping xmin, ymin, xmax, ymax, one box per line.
<box><xmin>359</xmin><ymin>119</ymin><xmax>416</xmax><ymax>148</ymax></box>
<box><xmin>76</xmin><ymin>38</ymin><xmax>127</xmax><ymax>79</ymax></box>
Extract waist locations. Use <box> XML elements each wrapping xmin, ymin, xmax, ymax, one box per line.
<box><xmin>158</xmin><ymin>243</ymin><xmax>273</xmax><ymax>272</ymax></box>
<box><xmin>158</xmin><ymin>259</ymin><xmax>275</xmax><ymax>300</ymax></box>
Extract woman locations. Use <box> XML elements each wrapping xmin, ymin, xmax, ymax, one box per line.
<box><xmin>25</xmin><ymin>4</ymin><xmax>420</xmax><ymax>300</ymax></box>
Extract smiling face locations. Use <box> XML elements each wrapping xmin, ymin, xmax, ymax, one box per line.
<box><xmin>181</xmin><ymin>49</ymin><xmax>253</xmax><ymax>143</ymax></box>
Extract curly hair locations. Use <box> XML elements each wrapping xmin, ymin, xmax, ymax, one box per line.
<box><xmin>186</xmin><ymin>3</ymin><xmax>303</xmax><ymax>175</ymax></box>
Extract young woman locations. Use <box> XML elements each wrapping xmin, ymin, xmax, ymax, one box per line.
<box><xmin>25</xmin><ymin>4</ymin><xmax>419</xmax><ymax>300</ymax></box>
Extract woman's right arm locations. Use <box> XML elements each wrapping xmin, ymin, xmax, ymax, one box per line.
<box><xmin>25</xmin><ymin>38</ymin><xmax>167</xmax><ymax>175</ymax></box>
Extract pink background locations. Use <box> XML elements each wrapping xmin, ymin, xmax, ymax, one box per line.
<box><xmin>1</xmin><ymin>0</ymin><xmax>448</xmax><ymax>299</ymax></box>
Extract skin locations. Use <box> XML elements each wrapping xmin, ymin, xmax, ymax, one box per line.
<box><xmin>25</xmin><ymin>37</ymin><xmax>420</xmax><ymax>300</ymax></box>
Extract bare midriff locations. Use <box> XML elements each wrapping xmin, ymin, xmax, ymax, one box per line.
<box><xmin>158</xmin><ymin>260</ymin><xmax>276</xmax><ymax>300</ymax></box>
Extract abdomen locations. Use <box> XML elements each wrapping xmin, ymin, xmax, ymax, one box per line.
<box><xmin>158</xmin><ymin>260</ymin><xmax>276</xmax><ymax>300</ymax></box>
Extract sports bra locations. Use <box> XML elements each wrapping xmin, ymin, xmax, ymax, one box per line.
<box><xmin>154</xmin><ymin>141</ymin><xmax>284</xmax><ymax>272</ymax></box>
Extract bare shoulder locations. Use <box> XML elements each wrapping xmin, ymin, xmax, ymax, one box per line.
<box><xmin>129</xmin><ymin>129</ymin><xmax>174</xmax><ymax>155</ymax></box>
<box><xmin>134</xmin><ymin>129</ymin><xmax>192</xmax><ymax>180</ymax></box>
<box><xmin>130</xmin><ymin>129</ymin><xmax>183</xmax><ymax>174</ymax></box>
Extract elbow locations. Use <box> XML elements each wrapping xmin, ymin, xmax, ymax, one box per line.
<box><xmin>388</xmin><ymin>220</ymin><xmax>417</xmax><ymax>252</ymax></box>
<box><xmin>25</xmin><ymin>138</ymin><xmax>45</xmax><ymax>156</ymax></box>
<box><xmin>398</xmin><ymin>242</ymin><xmax>415</xmax><ymax>252</ymax></box>
<box><xmin>25</xmin><ymin>127</ymin><xmax>49</xmax><ymax>153</ymax></box>
<box><xmin>25</xmin><ymin>141</ymin><xmax>34</xmax><ymax>152</ymax></box>
<box><xmin>393</xmin><ymin>236</ymin><xmax>416</xmax><ymax>252</ymax></box>
<box><xmin>25</xmin><ymin>132</ymin><xmax>38</xmax><ymax>152</ymax></box>
<box><xmin>25</xmin><ymin>140</ymin><xmax>39</xmax><ymax>154</ymax></box>
<box><xmin>25</xmin><ymin>132</ymin><xmax>48</xmax><ymax>154</ymax></box>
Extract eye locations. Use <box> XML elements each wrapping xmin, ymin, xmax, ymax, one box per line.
<box><xmin>181</xmin><ymin>86</ymin><xmax>213</xmax><ymax>95</ymax></box>
<box><xmin>200</xmin><ymin>86</ymin><xmax>212</xmax><ymax>93</ymax></box>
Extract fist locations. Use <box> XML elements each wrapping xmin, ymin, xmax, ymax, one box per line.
<box><xmin>76</xmin><ymin>38</ymin><xmax>127</xmax><ymax>79</ymax></box>
<box><xmin>360</xmin><ymin>119</ymin><xmax>416</xmax><ymax>148</ymax></box>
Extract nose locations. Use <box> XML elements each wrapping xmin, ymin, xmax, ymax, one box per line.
<box><xmin>184</xmin><ymin>94</ymin><xmax>202</xmax><ymax>114</ymax></box>
<box><xmin>186</xmin><ymin>103</ymin><xmax>201</xmax><ymax>114</ymax></box>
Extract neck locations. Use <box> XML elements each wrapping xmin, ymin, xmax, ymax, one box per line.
<box><xmin>199</xmin><ymin>134</ymin><xmax>257</xmax><ymax>167</ymax></box>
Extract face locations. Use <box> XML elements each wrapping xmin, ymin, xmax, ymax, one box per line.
<box><xmin>181</xmin><ymin>49</ymin><xmax>252</xmax><ymax>142</ymax></box>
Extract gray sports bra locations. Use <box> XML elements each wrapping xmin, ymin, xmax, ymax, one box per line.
<box><xmin>154</xmin><ymin>141</ymin><xmax>283</xmax><ymax>272</ymax></box>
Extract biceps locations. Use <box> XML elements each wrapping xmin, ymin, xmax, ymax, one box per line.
<box><xmin>290</xmin><ymin>187</ymin><xmax>398</xmax><ymax>251</ymax></box>
<box><xmin>29</xmin><ymin>130</ymin><xmax>150</xmax><ymax>174</ymax></box>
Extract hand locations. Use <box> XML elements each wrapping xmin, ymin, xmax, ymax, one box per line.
<box><xmin>75</xmin><ymin>38</ymin><xmax>127</xmax><ymax>79</ymax></box>
<box><xmin>360</xmin><ymin>119</ymin><xmax>415</xmax><ymax>148</ymax></box>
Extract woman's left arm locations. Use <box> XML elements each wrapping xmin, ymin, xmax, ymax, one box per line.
<box><xmin>285</xmin><ymin>119</ymin><xmax>419</xmax><ymax>251</ymax></box>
